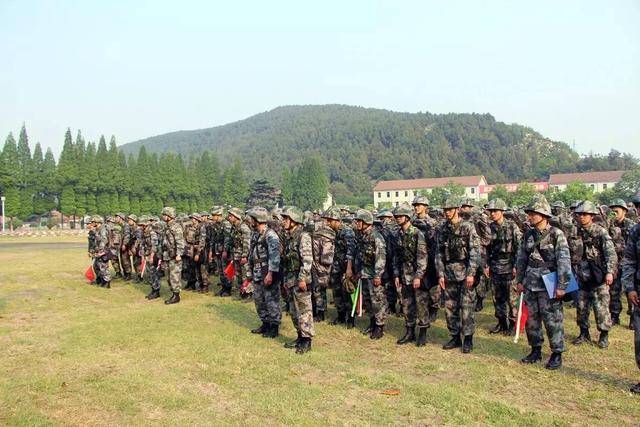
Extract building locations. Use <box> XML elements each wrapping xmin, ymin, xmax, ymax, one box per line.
<box><xmin>480</xmin><ymin>181</ymin><xmax>548</xmax><ymax>196</ymax></box>
<box><xmin>373</xmin><ymin>175</ymin><xmax>487</xmax><ymax>207</ymax></box>
<box><xmin>548</xmin><ymin>170</ymin><xmax>625</xmax><ymax>193</ymax></box>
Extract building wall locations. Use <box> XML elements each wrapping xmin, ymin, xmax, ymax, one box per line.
<box><xmin>373</xmin><ymin>186</ymin><xmax>481</xmax><ymax>208</ymax></box>
<box><xmin>549</xmin><ymin>181</ymin><xmax>618</xmax><ymax>194</ymax></box>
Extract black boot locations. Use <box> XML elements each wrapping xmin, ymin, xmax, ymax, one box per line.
<box><xmin>370</xmin><ymin>324</ymin><xmax>384</xmax><ymax>340</ymax></box>
<box><xmin>462</xmin><ymin>335</ymin><xmax>473</xmax><ymax>353</ymax></box>
<box><xmin>296</xmin><ymin>337</ymin><xmax>312</xmax><ymax>354</ymax></box>
<box><xmin>597</xmin><ymin>330</ymin><xmax>609</xmax><ymax>349</ymax></box>
<box><xmin>545</xmin><ymin>352</ymin><xmax>562</xmax><ymax>370</ymax></box>
<box><xmin>572</xmin><ymin>327</ymin><xmax>591</xmax><ymax>345</ymax></box>
<box><xmin>219</xmin><ymin>288</ymin><xmax>231</xmax><ymax>297</ymax></box>
<box><xmin>314</xmin><ymin>310</ymin><xmax>325</xmax><ymax>323</ymax></box>
<box><xmin>521</xmin><ymin>346</ymin><xmax>542</xmax><ymax>364</ymax></box>
<box><xmin>415</xmin><ymin>327</ymin><xmax>428</xmax><ymax>347</ymax></box>
<box><xmin>362</xmin><ymin>317</ymin><xmax>375</xmax><ymax>335</ymax></box>
<box><xmin>508</xmin><ymin>319</ymin><xmax>516</xmax><ymax>336</ymax></box>
<box><xmin>146</xmin><ymin>289</ymin><xmax>160</xmax><ymax>300</ymax></box>
<box><xmin>164</xmin><ymin>292</ymin><xmax>180</xmax><ymax>305</ymax></box>
<box><xmin>475</xmin><ymin>298</ymin><xmax>484</xmax><ymax>312</ymax></box>
<box><xmin>630</xmin><ymin>383</ymin><xmax>640</xmax><ymax>394</ymax></box>
<box><xmin>443</xmin><ymin>335</ymin><xmax>462</xmax><ymax>350</ymax></box>
<box><xmin>490</xmin><ymin>318</ymin><xmax>508</xmax><ymax>334</ymax></box>
<box><xmin>251</xmin><ymin>322</ymin><xmax>267</xmax><ymax>334</ymax></box>
<box><xmin>263</xmin><ymin>322</ymin><xmax>279</xmax><ymax>338</ymax></box>
<box><xmin>611</xmin><ymin>315</ymin><xmax>620</xmax><ymax>325</ymax></box>
<box><xmin>397</xmin><ymin>326</ymin><xmax>416</xmax><ymax>345</ymax></box>
<box><xmin>124</xmin><ymin>273</ymin><xmax>132</xmax><ymax>282</ymax></box>
<box><xmin>285</xmin><ymin>332</ymin><xmax>301</xmax><ymax>349</ymax></box>
<box><xmin>199</xmin><ymin>285</ymin><xmax>209</xmax><ymax>294</ymax></box>
<box><xmin>346</xmin><ymin>315</ymin><xmax>355</xmax><ymax>329</ymax></box>
<box><xmin>104</xmin><ymin>281</ymin><xmax>111</xmax><ymax>289</ymax></box>
<box><xmin>330</xmin><ymin>311</ymin><xmax>346</xmax><ymax>325</ymax></box>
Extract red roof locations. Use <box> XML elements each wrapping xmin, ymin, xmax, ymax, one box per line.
<box><xmin>373</xmin><ymin>175</ymin><xmax>485</xmax><ymax>191</ymax></box>
<box><xmin>548</xmin><ymin>171</ymin><xmax>626</xmax><ymax>185</ymax></box>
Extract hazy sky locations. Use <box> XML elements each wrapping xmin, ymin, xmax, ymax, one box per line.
<box><xmin>1</xmin><ymin>0</ymin><xmax>639</xmax><ymax>158</ymax></box>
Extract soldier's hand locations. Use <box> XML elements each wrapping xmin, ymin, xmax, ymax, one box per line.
<box><xmin>240</xmin><ymin>257</ymin><xmax>248</xmax><ymax>265</ymax></box>
<box><xmin>465</xmin><ymin>275</ymin><xmax>474</xmax><ymax>289</ymax></box>
<box><xmin>412</xmin><ymin>278</ymin><xmax>421</xmax><ymax>289</ymax></box>
<box><xmin>264</xmin><ymin>271</ymin><xmax>273</xmax><ymax>286</ymax></box>
<box><xmin>345</xmin><ymin>268</ymin><xmax>353</xmax><ymax>280</ymax></box>
<box><xmin>373</xmin><ymin>277</ymin><xmax>382</xmax><ymax>287</ymax></box>
<box><xmin>175</xmin><ymin>255</ymin><xmax>181</xmax><ymax>262</ymax></box>
<box><xmin>208</xmin><ymin>254</ymin><xmax>213</xmax><ymax>263</ymax></box>
<box><xmin>483</xmin><ymin>267</ymin><xmax>490</xmax><ymax>278</ymax></box>
<box><xmin>394</xmin><ymin>277</ymin><xmax>400</xmax><ymax>288</ymax></box>
<box><xmin>629</xmin><ymin>291</ymin><xmax>640</xmax><ymax>307</ymax></box>
<box><xmin>298</xmin><ymin>280</ymin><xmax>307</xmax><ymax>292</ymax></box>
<box><xmin>516</xmin><ymin>283</ymin><xmax>524</xmax><ymax>294</ymax></box>
<box><xmin>605</xmin><ymin>273</ymin><xmax>613</xmax><ymax>286</ymax></box>
<box><xmin>222</xmin><ymin>251</ymin><xmax>227</xmax><ymax>260</ymax></box>
<box><xmin>438</xmin><ymin>277</ymin><xmax>446</xmax><ymax>289</ymax></box>
<box><xmin>121</xmin><ymin>245</ymin><xmax>126</xmax><ymax>252</ymax></box>
<box><xmin>194</xmin><ymin>254</ymin><xmax>200</xmax><ymax>262</ymax></box>
<box><xmin>555</xmin><ymin>289</ymin><xmax>566</xmax><ymax>299</ymax></box>
<box><xmin>87</xmin><ymin>253</ymin><xmax>91</xmax><ymax>258</ymax></box>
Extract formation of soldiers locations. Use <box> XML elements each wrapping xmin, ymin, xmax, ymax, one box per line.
<box><xmin>84</xmin><ymin>191</ymin><xmax>640</xmax><ymax>392</ymax></box>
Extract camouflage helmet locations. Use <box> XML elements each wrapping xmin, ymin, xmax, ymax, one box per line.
<box><xmin>248</xmin><ymin>206</ymin><xmax>270</xmax><ymax>223</ymax></box>
<box><xmin>106</xmin><ymin>215</ymin><xmax>116</xmax><ymax>223</ymax></box>
<box><xmin>161</xmin><ymin>206</ymin><xmax>176</xmax><ymax>218</ymax></box>
<box><xmin>138</xmin><ymin>215</ymin><xmax>149</xmax><ymax>225</ymax></box>
<box><xmin>189</xmin><ymin>212</ymin><xmax>202</xmax><ymax>220</ymax></box>
<box><xmin>127</xmin><ymin>214</ymin><xmax>138</xmax><ymax>223</ymax></box>
<box><xmin>210</xmin><ymin>206</ymin><xmax>224</xmax><ymax>216</ymax></box>
<box><xmin>609</xmin><ymin>199</ymin><xmax>628</xmax><ymax>210</ymax></box>
<box><xmin>569</xmin><ymin>200</ymin><xmax>582</xmax><ymax>210</ymax></box>
<box><xmin>551</xmin><ymin>200</ymin><xmax>566</xmax><ymax>209</ymax></box>
<box><xmin>486</xmin><ymin>198</ymin><xmax>508</xmax><ymax>211</ymax></box>
<box><xmin>524</xmin><ymin>195</ymin><xmax>552</xmax><ymax>217</ymax></box>
<box><xmin>115</xmin><ymin>212</ymin><xmax>126</xmax><ymax>220</ymax></box>
<box><xmin>321</xmin><ymin>207</ymin><xmax>341</xmax><ymax>221</ymax></box>
<box><xmin>412</xmin><ymin>195</ymin><xmax>430</xmax><ymax>206</ymax></box>
<box><xmin>149</xmin><ymin>215</ymin><xmax>159</xmax><ymax>222</ymax></box>
<box><xmin>442</xmin><ymin>197</ymin><xmax>461</xmax><ymax>209</ymax></box>
<box><xmin>460</xmin><ymin>198</ymin><xmax>475</xmax><ymax>208</ymax></box>
<box><xmin>90</xmin><ymin>215</ymin><xmax>103</xmax><ymax>224</ymax></box>
<box><xmin>228</xmin><ymin>207</ymin><xmax>244</xmax><ymax>221</ymax></box>
<box><xmin>376</xmin><ymin>208</ymin><xmax>394</xmax><ymax>219</ymax></box>
<box><xmin>354</xmin><ymin>209</ymin><xmax>374</xmax><ymax>225</ymax></box>
<box><xmin>282</xmin><ymin>206</ymin><xmax>304</xmax><ymax>224</ymax></box>
<box><xmin>574</xmin><ymin>200</ymin><xmax>599</xmax><ymax>215</ymax></box>
<box><xmin>393</xmin><ymin>204</ymin><xmax>414</xmax><ymax>218</ymax></box>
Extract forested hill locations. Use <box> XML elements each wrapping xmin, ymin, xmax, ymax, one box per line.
<box><xmin>119</xmin><ymin>104</ymin><xmax>625</xmax><ymax>200</ymax></box>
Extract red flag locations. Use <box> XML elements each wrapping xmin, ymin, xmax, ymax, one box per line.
<box><xmin>140</xmin><ymin>257</ymin><xmax>147</xmax><ymax>277</ymax></box>
<box><xmin>518</xmin><ymin>301</ymin><xmax>528</xmax><ymax>332</ymax></box>
<box><xmin>84</xmin><ymin>264</ymin><xmax>96</xmax><ymax>282</ymax></box>
<box><xmin>224</xmin><ymin>261</ymin><xmax>236</xmax><ymax>281</ymax></box>
<box><xmin>240</xmin><ymin>279</ymin><xmax>251</xmax><ymax>294</ymax></box>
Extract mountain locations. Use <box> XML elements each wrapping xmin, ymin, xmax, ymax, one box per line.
<box><xmin>118</xmin><ymin>104</ymin><xmax>590</xmax><ymax>204</ymax></box>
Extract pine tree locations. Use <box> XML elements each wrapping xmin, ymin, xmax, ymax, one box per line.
<box><xmin>16</xmin><ymin>125</ymin><xmax>33</xmax><ymax>219</ymax></box>
<box><xmin>1</xmin><ymin>133</ymin><xmax>21</xmax><ymax>227</ymax></box>
<box><xmin>56</xmin><ymin>128</ymin><xmax>77</xmax><ymax>223</ymax></box>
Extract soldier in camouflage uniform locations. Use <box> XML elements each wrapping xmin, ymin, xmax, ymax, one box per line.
<box><xmin>311</xmin><ymin>215</ymin><xmax>336</xmax><ymax>322</ymax></box>
<box><xmin>461</xmin><ymin>199</ymin><xmax>491</xmax><ymax>312</ymax></box>
<box><xmin>247</xmin><ymin>207</ymin><xmax>283</xmax><ymax>338</ymax></box>
<box><xmin>571</xmin><ymin>201</ymin><xmax>617</xmax><ymax>348</ymax></box>
<box><xmin>622</xmin><ymin>192</ymin><xmax>640</xmax><ymax>393</ymax></box>
<box><xmin>354</xmin><ymin>209</ymin><xmax>388</xmax><ymax>339</ymax></box>
<box><xmin>225</xmin><ymin>208</ymin><xmax>252</xmax><ymax>298</ymax></box>
<box><xmin>411</xmin><ymin>195</ymin><xmax>441</xmax><ymax>323</ymax></box>
<box><xmin>608</xmin><ymin>199</ymin><xmax>636</xmax><ymax>326</ymax></box>
<box><xmin>182</xmin><ymin>214</ymin><xmax>201</xmax><ymax>290</ymax></box>
<box><xmin>196</xmin><ymin>212</ymin><xmax>211</xmax><ymax>293</ymax></box>
<box><xmin>116</xmin><ymin>213</ymin><xmax>133</xmax><ymax>281</ymax></box>
<box><xmin>324</xmin><ymin>207</ymin><xmax>357</xmax><ymax>327</ymax></box>
<box><xmin>551</xmin><ymin>200</ymin><xmax>580</xmax><ymax>308</ymax></box>
<box><xmin>516</xmin><ymin>196</ymin><xmax>571</xmax><ymax>370</ymax></box>
<box><xmin>91</xmin><ymin>215</ymin><xmax>112</xmax><ymax>288</ymax></box>
<box><xmin>139</xmin><ymin>215</ymin><xmax>162</xmax><ymax>300</ymax></box>
<box><xmin>106</xmin><ymin>216</ymin><xmax>123</xmax><ymax>279</ymax></box>
<box><xmin>87</xmin><ymin>219</ymin><xmax>98</xmax><ymax>285</ymax></box>
<box><xmin>393</xmin><ymin>204</ymin><xmax>429</xmax><ymax>346</ymax></box>
<box><xmin>486</xmin><ymin>198</ymin><xmax>522</xmax><ymax>335</ymax></box>
<box><xmin>161</xmin><ymin>207</ymin><xmax>185</xmax><ymax>305</ymax></box>
<box><xmin>376</xmin><ymin>209</ymin><xmax>400</xmax><ymax>316</ymax></box>
<box><xmin>281</xmin><ymin>207</ymin><xmax>315</xmax><ymax>354</ymax></box>
<box><xmin>126</xmin><ymin>214</ymin><xmax>144</xmax><ymax>283</ymax></box>
<box><xmin>209</xmin><ymin>207</ymin><xmax>233</xmax><ymax>296</ymax></box>
<box><xmin>435</xmin><ymin>197</ymin><xmax>481</xmax><ymax>353</ymax></box>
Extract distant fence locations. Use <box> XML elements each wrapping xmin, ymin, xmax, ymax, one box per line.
<box><xmin>0</xmin><ymin>229</ymin><xmax>87</xmax><ymax>238</ymax></box>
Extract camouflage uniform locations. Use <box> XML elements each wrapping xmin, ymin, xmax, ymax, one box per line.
<box><xmin>311</xmin><ymin>221</ymin><xmax>336</xmax><ymax>319</ymax></box>
<box><xmin>130</xmin><ymin>221</ymin><xmax>144</xmax><ymax>281</ymax></box>
<box><xmin>376</xmin><ymin>212</ymin><xmax>399</xmax><ymax>314</ymax></box>
<box><xmin>93</xmin><ymin>219</ymin><xmax>112</xmax><ymax>285</ymax></box>
<box><xmin>622</xmin><ymin>223</ymin><xmax>640</xmax><ymax>389</ymax></box>
<box><xmin>196</xmin><ymin>215</ymin><xmax>211</xmax><ymax>292</ymax></box>
<box><xmin>119</xmin><ymin>215</ymin><xmax>133</xmax><ymax>280</ymax></box>
<box><xmin>328</xmin><ymin>217</ymin><xmax>356</xmax><ymax>323</ymax></box>
<box><xmin>211</xmin><ymin>211</ymin><xmax>233</xmax><ymax>293</ymax></box>
<box><xmin>141</xmin><ymin>217</ymin><xmax>161</xmax><ymax>294</ymax></box>
<box><xmin>462</xmin><ymin>204</ymin><xmax>492</xmax><ymax>312</ymax></box>
<box><xmin>182</xmin><ymin>218</ymin><xmax>200</xmax><ymax>289</ymax></box>
<box><xmin>225</xmin><ymin>215</ymin><xmax>252</xmax><ymax>295</ymax></box>
<box><xmin>106</xmin><ymin>218</ymin><xmax>123</xmax><ymax>277</ymax></box>
<box><xmin>609</xmin><ymin>213</ymin><xmax>635</xmax><ymax>323</ymax></box>
<box><xmin>412</xmin><ymin>211</ymin><xmax>441</xmax><ymax>321</ymax></box>
<box><xmin>162</xmin><ymin>211</ymin><xmax>185</xmax><ymax>296</ymax></box>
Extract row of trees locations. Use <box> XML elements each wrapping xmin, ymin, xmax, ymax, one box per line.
<box><xmin>0</xmin><ymin>125</ymin><xmax>329</xmax><ymax>228</ymax></box>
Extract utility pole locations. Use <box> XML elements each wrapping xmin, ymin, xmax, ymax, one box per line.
<box><xmin>1</xmin><ymin>196</ymin><xmax>5</xmax><ymax>233</ymax></box>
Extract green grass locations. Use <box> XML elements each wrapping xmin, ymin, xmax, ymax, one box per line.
<box><xmin>1</xmin><ymin>237</ymin><xmax>640</xmax><ymax>426</ymax></box>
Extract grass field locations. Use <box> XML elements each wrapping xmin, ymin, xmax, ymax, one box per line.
<box><xmin>1</xmin><ymin>236</ymin><xmax>640</xmax><ymax>426</ymax></box>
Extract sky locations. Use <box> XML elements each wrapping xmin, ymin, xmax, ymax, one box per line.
<box><xmin>1</xmin><ymin>0</ymin><xmax>639</xmax><ymax>158</ymax></box>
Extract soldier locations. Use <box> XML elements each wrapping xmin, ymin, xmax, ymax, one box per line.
<box><xmin>87</xmin><ymin>219</ymin><xmax>97</xmax><ymax>285</ymax></box>
<box><xmin>622</xmin><ymin>192</ymin><xmax>640</xmax><ymax>393</ymax></box>
<box><xmin>106</xmin><ymin>215</ymin><xmax>123</xmax><ymax>279</ymax></box>
<box><xmin>516</xmin><ymin>196</ymin><xmax>571</xmax><ymax>370</ymax></box>
<box><xmin>126</xmin><ymin>214</ymin><xmax>144</xmax><ymax>283</ymax></box>
<box><xmin>486</xmin><ymin>198</ymin><xmax>522</xmax><ymax>335</ymax></box>
<box><xmin>571</xmin><ymin>201</ymin><xmax>617</xmax><ymax>348</ymax></box>
<box><xmin>311</xmin><ymin>215</ymin><xmax>336</xmax><ymax>322</ymax></box>
<box><xmin>182</xmin><ymin>214</ymin><xmax>201</xmax><ymax>290</ymax></box>
<box><xmin>225</xmin><ymin>207</ymin><xmax>252</xmax><ymax>298</ymax></box>
<box><xmin>281</xmin><ymin>207</ymin><xmax>315</xmax><ymax>354</ymax></box>
<box><xmin>324</xmin><ymin>207</ymin><xmax>357</xmax><ymax>327</ymax></box>
<box><xmin>161</xmin><ymin>207</ymin><xmax>185</xmax><ymax>305</ymax></box>
<box><xmin>139</xmin><ymin>215</ymin><xmax>161</xmax><ymax>300</ymax></box>
<box><xmin>411</xmin><ymin>195</ymin><xmax>441</xmax><ymax>323</ymax></box>
<box><xmin>435</xmin><ymin>197</ymin><xmax>481</xmax><ymax>353</ymax></box>
<box><xmin>354</xmin><ymin>209</ymin><xmax>388</xmax><ymax>339</ymax></box>
<box><xmin>116</xmin><ymin>213</ymin><xmax>133</xmax><ymax>281</ymax></box>
<box><xmin>247</xmin><ymin>207</ymin><xmax>283</xmax><ymax>338</ymax></box>
<box><xmin>460</xmin><ymin>199</ymin><xmax>491</xmax><ymax>312</ymax></box>
<box><xmin>196</xmin><ymin>212</ymin><xmax>211</xmax><ymax>293</ymax></box>
<box><xmin>209</xmin><ymin>207</ymin><xmax>233</xmax><ymax>296</ymax></box>
<box><xmin>608</xmin><ymin>199</ymin><xmax>635</xmax><ymax>326</ymax></box>
<box><xmin>376</xmin><ymin>209</ymin><xmax>400</xmax><ymax>316</ymax></box>
<box><xmin>91</xmin><ymin>215</ymin><xmax>112</xmax><ymax>288</ymax></box>
<box><xmin>393</xmin><ymin>204</ymin><xmax>429</xmax><ymax>346</ymax></box>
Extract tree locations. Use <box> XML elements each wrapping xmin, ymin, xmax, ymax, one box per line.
<box><xmin>509</xmin><ymin>182</ymin><xmax>537</xmax><ymax>207</ymax></box>
<box><xmin>487</xmin><ymin>185</ymin><xmax>509</xmax><ymax>202</ymax></box>
<box><xmin>556</xmin><ymin>182</ymin><xmax>595</xmax><ymax>206</ymax></box>
<box><xmin>291</xmin><ymin>156</ymin><xmax>329</xmax><ymax>210</ymax></box>
<box><xmin>422</xmin><ymin>182</ymin><xmax>465</xmax><ymax>206</ymax></box>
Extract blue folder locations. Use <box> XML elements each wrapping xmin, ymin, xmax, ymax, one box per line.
<box><xmin>542</xmin><ymin>271</ymin><xmax>579</xmax><ymax>299</ymax></box>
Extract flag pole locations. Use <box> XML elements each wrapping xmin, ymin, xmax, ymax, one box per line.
<box><xmin>514</xmin><ymin>293</ymin><xmax>524</xmax><ymax>344</ymax></box>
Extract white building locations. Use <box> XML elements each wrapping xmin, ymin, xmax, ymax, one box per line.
<box><xmin>548</xmin><ymin>171</ymin><xmax>625</xmax><ymax>193</ymax></box>
<box><xmin>372</xmin><ymin>175</ymin><xmax>487</xmax><ymax>208</ymax></box>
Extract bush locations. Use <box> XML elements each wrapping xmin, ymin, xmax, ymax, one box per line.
<box><xmin>46</xmin><ymin>217</ymin><xmax>61</xmax><ymax>229</ymax></box>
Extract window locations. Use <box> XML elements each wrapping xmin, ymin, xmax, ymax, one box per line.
<box><xmin>470</xmin><ymin>187</ymin><xmax>475</xmax><ymax>194</ymax></box>
<box><xmin>404</xmin><ymin>191</ymin><xmax>408</xmax><ymax>197</ymax></box>
<box><xmin>395</xmin><ymin>202</ymin><xmax>399</xmax><ymax>207</ymax></box>
<box><xmin>395</xmin><ymin>191</ymin><xmax>399</xmax><ymax>197</ymax></box>
<box><xmin>378</xmin><ymin>192</ymin><xmax>381</xmax><ymax>198</ymax></box>
<box><xmin>387</xmin><ymin>192</ymin><xmax>390</xmax><ymax>198</ymax></box>
<box><xmin>603</xmin><ymin>183</ymin><xmax>607</xmax><ymax>190</ymax></box>
<box><xmin>590</xmin><ymin>184</ymin><xmax>595</xmax><ymax>190</ymax></box>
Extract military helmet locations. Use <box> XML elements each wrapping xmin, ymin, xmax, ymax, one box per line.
<box><xmin>551</xmin><ymin>200</ymin><xmax>566</xmax><ymax>209</ymax></box>
<box><xmin>486</xmin><ymin>198</ymin><xmax>508</xmax><ymax>211</ymax></box>
<box><xmin>248</xmin><ymin>206</ymin><xmax>270</xmax><ymax>223</ymax></box>
<box><xmin>189</xmin><ymin>212</ymin><xmax>202</xmax><ymax>220</ymax></box>
<box><xmin>321</xmin><ymin>207</ymin><xmax>341</xmax><ymax>221</ymax></box>
<box><xmin>570</xmin><ymin>200</ymin><xmax>582</xmax><ymax>210</ymax></box>
<box><xmin>411</xmin><ymin>195</ymin><xmax>430</xmax><ymax>206</ymax></box>
<box><xmin>161</xmin><ymin>206</ymin><xmax>176</xmax><ymax>218</ymax></box>
<box><xmin>393</xmin><ymin>204</ymin><xmax>414</xmax><ymax>218</ymax></box>
<box><xmin>609</xmin><ymin>199</ymin><xmax>628</xmax><ymax>210</ymax></box>
<box><xmin>150</xmin><ymin>215</ymin><xmax>159</xmax><ymax>222</ymax></box>
<box><xmin>460</xmin><ymin>198</ymin><xmax>475</xmax><ymax>208</ymax></box>
<box><xmin>106</xmin><ymin>215</ymin><xmax>116</xmax><ymax>223</ymax></box>
<box><xmin>354</xmin><ymin>209</ymin><xmax>374</xmax><ymax>225</ymax></box>
<box><xmin>376</xmin><ymin>208</ymin><xmax>394</xmax><ymax>218</ymax></box>
<box><xmin>127</xmin><ymin>214</ymin><xmax>138</xmax><ymax>223</ymax></box>
<box><xmin>90</xmin><ymin>215</ymin><xmax>103</xmax><ymax>224</ymax></box>
<box><xmin>282</xmin><ymin>206</ymin><xmax>304</xmax><ymax>224</ymax></box>
<box><xmin>138</xmin><ymin>215</ymin><xmax>148</xmax><ymax>225</ymax></box>
<box><xmin>574</xmin><ymin>200</ymin><xmax>599</xmax><ymax>215</ymax></box>
<box><xmin>442</xmin><ymin>197</ymin><xmax>461</xmax><ymax>209</ymax></box>
<box><xmin>228</xmin><ymin>207</ymin><xmax>244</xmax><ymax>221</ymax></box>
<box><xmin>632</xmin><ymin>191</ymin><xmax>640</xmax><ymax>206</ymax></box>
<box><xmin>210</xmin><ymin>206</ymin><xmax>224</xmax><ymax>216</ymax></box>
<box><xmin>524</xmin><ymin>195</ymin><xmax>552</xmax><ymax>217</ymax></box>
<box><xmin>115</xmin><ymin>212</ymin><xmax>126</xmax><ymax>219</ymax></box>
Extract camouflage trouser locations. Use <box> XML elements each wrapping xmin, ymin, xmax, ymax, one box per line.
<box><xmin>110</xmin><ymin>250</ymin><xmax>122</xmax><ymax>276</ymax></box>
<box><xmin>362</xmin><ymin>278</ymin><xmax>388</xmax><ymax>326</ymax></box>
<box><xmin>120</xmin><ymin>249</ymin><xmax>132</xmax><ymax>275</ymax></box>
<box><xmin>233</xmin><ymin>259</ymin><xmax>252</xmax><ymax>293</ymax></box>
<box><xmin>182</xmin><ymin>256</ymin><xmax>197</xmax><ymax>285</ymax></box>
<box><xmin>577</xmin><ymin>284</ymin><xmax>612</xmax><ymax>332</ymax></box>
<box><xmin>312</xmin><ymin>271</ymin><xmax>329</xmax><ymax>313</ymax></box>
<box><xmin>609</xmin><ymin>266</ymin><xmax>623</xmax><ymax>320</ymax></box>
<box><xmin>400</xmin><ymin>283</ymin><xmax>430</xmax><ymax>328</ymax></box>
<box><xmin>166</xmin><ymin>259</ymin><xmax>182</xmax><ymax>293</ymax></box>
<box><xmin>632</xmin><ymin>308</ymin><xmax>640</xmax><ymax>369</ymax></box>
<box><xmin>197</xmin><ymin>262</ymin><xmax>210</xmax><ymax>288</ymax></box>
<box><xmin>145</xmin><ymin>262</ymin><xmax>161</xmax><ymax>291</ymax></box>
<box><xmin>133</xmin><ymin>254</ymin><xmax>143</xmax><ymax>276</ymax></box>
<box><xmin>94</xmin><ymin>257</ymin><xmax>111</xmax><ymax>283</ymax></box>
<box><xmin>444</xmin><ymin>280</ymin><xmax>477</xmax><ymax>336</ymax></box>
<box><xmin>492</xmin><ymin>274</ymin><xmax>517</xmax><ymax>321</ymax></box>
<box><xmin>329</xmin><ymin>270</ymin><xmax>352</xmax><ymax>315</ymax></box>
<box><xmin>385</xmin><ymin>279</ymin><xmax>399</xmax><ymax>311</ymax></box>
<box><xmin>216</xmin><ymin>254</ymin><xmax>232</xmax><ymax>289</ymax></box>
<box><xmin>253</xmin><ymin>278</ymin><xmax>282</xmax><ymax>324</ymax></box>
<box><xmin>287</xmin><ymin>284</ymin><xmax>315</xmax><ymax>338</ymax></box>
<box><xmin>524</xmin><ymin>290</ymin><xmax>565</xmax><ymax>353</ymax></box>
<box><xmin>475</xmin><ymin>272</ymin><xmax>489</xmax><ymax>300</ymax></box>
<box><xmin>427</xmin><ymin>282</ymin><xmax>442</xmax><ymax>318</ymax></box>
